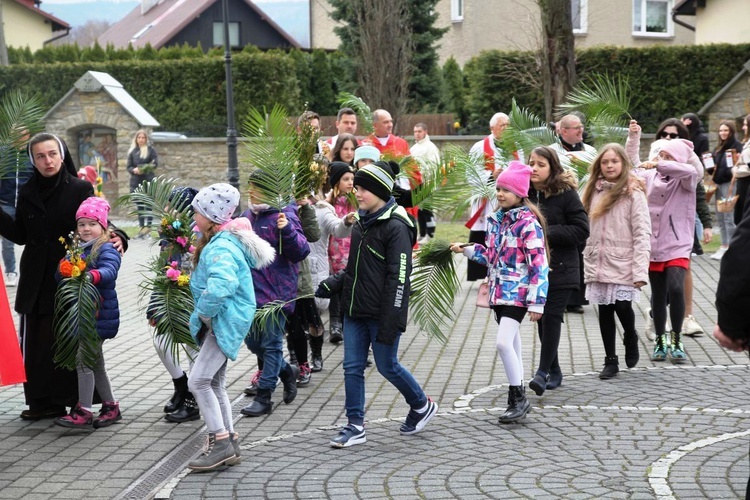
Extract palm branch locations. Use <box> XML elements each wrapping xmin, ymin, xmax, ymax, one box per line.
<box><xmin>53</xmin><ymin>277</ymin><xmax>102</xmax><ymax>370</ymax></box>
<box><xmin>115</xmin><ymin>176</ymin><xmax>182</xmax><ymax>224</ymax></box>
<box><xmin>296</xmin><ymin>119</ymin><xmax>322</xmax><ymax>199</ymax></box>
<box><xmin>249</xmin><ymin>293</ymin><xmax>315</xmax><ymax>340</ymax></box>
<box><xmin>416</xmin><ymin>144</ymin><xmax>495</xmax><ymax>222</ymax></box>
<box><xmin>139</xmin><ymin>269</ymin><xmax>198</xmax><ymax>363</ymax></box>
<box><xmin>0</xmin><ymin>90</ymin><xmax>46</xmax><ymax>181</ymax></box>
<box><xmin>410</xmin><ymin>240</ymin><xmax>462</xmax><ymax>344</ymax></box>
<box><xmin>556</xmin><ymin>73</ymin><xmax>632</xmax><ymax>125</ymax></box>
<box><xmin>241</xmin><ymin>105</ymin><xmax>300</xmax><ymax>210</ymax></box>
<box><xmin>498</xmin><ymin>98</ymin><xmax>558</xmax><ymax>161</ymax></box>
<box><xmin>336</xmin><ymin>92</ymin><xmax>373</xmax><ymax>135</ymax></box>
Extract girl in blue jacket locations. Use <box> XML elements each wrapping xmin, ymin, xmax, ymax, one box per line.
<box><xmin>186</xmin><ymin>183</ymin><xmax>274</xmax><ymax>472</ymax></box>
<box><xmin>54</xmin><ymin>197</ymin><xmax>122</xmax><ymax>431</ymax></box>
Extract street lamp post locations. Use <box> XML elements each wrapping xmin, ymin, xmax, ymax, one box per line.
<box><xmin>222</xmin><ymin>0</ymin><xmax>239</xmax><ymax>192</ymax></box>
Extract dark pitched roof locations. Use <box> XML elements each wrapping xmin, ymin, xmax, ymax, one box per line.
<box><xmin>14</xmin><ymin>0</ymin><xmax>70</xmax><ymax>31</ymax></box>
<box><xmin>673</xmin><ymin>0</ymin><xmax>707</xmax><ymax>16</ymax></box>
<box><xmin>97</xmin><ymin>0</ymin><xmax>299</xmax><ymax>49</ymax></box>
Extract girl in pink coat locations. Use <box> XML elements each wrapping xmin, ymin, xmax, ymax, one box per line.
<box><xmin>581</xmin><ymin>144</ymin><xmax>651</xmax><ymax>379</ymax></box>
<box><xmin>635</xmin><ymin>139</ymin><xmax>702</xmax><ymax>363</ymax></box>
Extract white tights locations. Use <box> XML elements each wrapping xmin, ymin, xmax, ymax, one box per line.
<box><xmin>495</xmin><ymin>317</ymin><xmax>523</xmax><ymax>386</ymax></box>
<box><xmin>154</xmin><ymin>334</ymin><xmax>198</xmax><ymax>379</ymax></box>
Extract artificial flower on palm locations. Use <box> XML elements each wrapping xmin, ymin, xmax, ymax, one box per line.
<box><xmin>94</xmin><ymin>157</ymin><xmax>105</xmax><ymax>198</ymax></box>
<box><xmin>53</xmin><ymin>232</ymin><xmax>101</xmax><ymax>370</ymax></box>
<box><xmin>117</xmin><ymin>177</ymin><xmax>199</xmax><ymax>360</ymax></box>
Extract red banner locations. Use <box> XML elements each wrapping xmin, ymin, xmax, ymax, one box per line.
<box><xmin>0</xmin><ymin>269</ymin><xmax>25</xmax><ymax>386</ymax></box>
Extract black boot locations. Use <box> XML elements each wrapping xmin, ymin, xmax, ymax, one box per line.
<box><xmin>309</xmin><ymin>335</ymin><xmax>324</xmax><ymax>372</ymax></box>
<box><xmin>165</xmin><ymin>392</ymin><xmax>200</xmax><ymax>423</ymax></box>
<box><xmin>287</xmin><ymin>336</ymin><xmax>298</xmax><ymax>366</ymax></box>
<box><xmin>528</xmin><ymin>371</ymin><xmax>548</xmax><ymax>397</ymax></box>
<box><xmin>329</xmin><ymin>320</ymin><xmax>343</xmax><ymax>344</ymax></box>
<box><xmin>546</xmin><ymin>366</ymin><xmax>563</xmax><ymax>390</ymax></box>
<box><xmin>599</xmin><ymin>355</ymin><xmax>619</xmax><ymax>380</ymax></box>
<box><xmin>240</xmin><ymin>389</ymin><xmax>273</xmax><ymax>417</ymax></box>
<box><xmin>164</xmin><ymin>373</ymin><xmax>189</xmax><ymax>413</ymax></box>
<box><xmin>498</xmin><ymin>386</ymin><xmax>530</xmax><ymax>423</ymax></box>
<box><xmin>280</xmin><ymin>363</ymin><xmax>300</xmax><ymax>404</ymax></box>
<box><xmin>623</xmin><ymin>332</ymin><xmax>640</xmax><ymax>368</ymax></box>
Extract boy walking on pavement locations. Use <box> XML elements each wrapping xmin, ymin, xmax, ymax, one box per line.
<box><xmin>317</xmin><ymin>161</ymin><xmax>438</xmax><ymax>448</ymax></box>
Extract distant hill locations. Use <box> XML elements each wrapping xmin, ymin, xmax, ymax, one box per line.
<box><xmin>43</xmin><ymin>0</ymin><xmax>310</xmax><ymax>48</ymax></box>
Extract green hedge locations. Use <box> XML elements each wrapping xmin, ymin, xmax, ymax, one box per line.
<box><xmin>457</xmin><ymin>43</ymin><xmax>750</xmax><ymax>133</ymax></box>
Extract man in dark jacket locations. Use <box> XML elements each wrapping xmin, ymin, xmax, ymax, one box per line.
<box><xmin>320</xmin><ymin>161</ymin><xmax>438</xmax><ymax>448</ymax></box>
<box><xmin>0</xmin><ymin>141</ymin><xmax>34</xmax><ymax>286</ymax></box>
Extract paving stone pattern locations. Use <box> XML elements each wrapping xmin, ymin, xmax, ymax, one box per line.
<box><xmin>0</xmin><ymin>233</ymin><xmax>748</xmax><ymax>499</ymax></box>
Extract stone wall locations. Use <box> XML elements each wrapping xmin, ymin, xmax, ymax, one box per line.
<box><xmin>703</xmin><ymin>72</ymin><xmax>750</xmax><ymax>148</ymax></box>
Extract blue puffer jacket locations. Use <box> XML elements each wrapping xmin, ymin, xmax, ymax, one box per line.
<box><xmin>86</xmin><ymin>242</ymin><xmax>121</xmax><ymax>340</ymax></box>
<box><xmin>189</xmin><ymin>218</ymin><xmax>275</xmax><ymax>360</ymax></box>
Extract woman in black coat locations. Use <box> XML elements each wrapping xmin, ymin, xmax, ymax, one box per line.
<box><xmin>527</xmin><ymin>146</ymin><xmax>590</xmax><ymax>396</ymax></box>
<box><xmin>0</xmin><ymin>133</ymin><xmax>127</xmax><ymax>420</ymax></box>
<box><xmin>126</xmin><ymin>129</ymin><xmax>158</xmax><ymax>237</ymax></box>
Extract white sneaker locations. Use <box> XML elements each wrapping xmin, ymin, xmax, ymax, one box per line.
<box><xmin>417</xmin><ymin>234</ymin><xmax>432</xmax><ymax>246</ymax></box>
<box><xmin>644</xmin><ymin>309</ymin><xmax>655</xmax><ymax>340</ymax></box>
<box><xmin>711</xmin><ymin>247</ymin><xmax>727</xmax><ymax>260</ymax></box>
<box><xmin>683</xmin><ymin>315</ymin><xmax>704</xmax><ymax>336</ymax></box>
<box><xmin>5</xmin><ymin>272</ymin><xmax>17</xmax><ymax>287</ymax></box>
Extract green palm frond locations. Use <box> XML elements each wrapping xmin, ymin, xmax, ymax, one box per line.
<box><xmin>419</xmin><ymin>144</ymin><xmax>495</xmax><ymax>221</ymax></box>
<box><xmin>0</xmin><ymin>91</ymin><xmax>46</xmax><ymax>181</ymax></box>
<box><xmin>336</xmin><ymin>92</ymin><xmax>373</xmax><ymax>135</ymax></box>
<box><xmin>410</xmin><ymin>240</ymin><xmax>461</xmax><ymax>344</ymax></box>
<box><xmin>115</xmin><ymin>176</ymin><xmax>181</xmax><ymax>223</ymax></box>
<box><xmin>499</xmin><ymin>99</ymin><xmax>558</xmax><ymax>160</ymax></box>
<box><xmin>586</xmin><ymin>116</ymin><xmax>629</xmax><ymax>149</ymax></box>
<box><xmin>139</xmin><ymin>270</ymin><xmax>197</xmax><ymax>364</ymax></box>
<box><xmin>556</xmin><ymin>74</ymin><xmax>632</xmax><ymax>125</ymax></box>
<box><xmin>53</xmin><ymin>277</ymin><xmax>102</xmax><ymax>370</ymax></box>
<box><xmin>249</xmin><ymin>293</ymin><xmax>315</xmax><ymax>339</ymax></box>
<box><xmin>242</xmin><ymin>105</ymin><xmax>299</xmax><ymax>210</ymax></box>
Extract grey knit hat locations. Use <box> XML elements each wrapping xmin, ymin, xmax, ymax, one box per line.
<box><xmin>192</xmin><ymin>183</ymin><xmax>240</xmax><ymax>224</ymax></box>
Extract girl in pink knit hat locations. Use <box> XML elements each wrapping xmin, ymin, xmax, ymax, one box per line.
<box><xmin>451</xmin><ymin>161</ymin><xmax>550</xmax><ymax>424</ymax></box>
<box><xmin>55</xmin><ymin>197</ymin><xmax>122</xmax><ymax>430</ymax></box>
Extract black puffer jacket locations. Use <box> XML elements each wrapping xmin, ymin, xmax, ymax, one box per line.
<box><xmin>529</xmin><ymin>171</ymin><xmax>590</xmax><ymax>290</ymax></box>
<box><xmin>342</xmin><ymin>200</ymin><xmax>416</xmax><ymax>345</ymax></box>
<box><xmin>711</xmin><ymin>137</ymin><xmax>743</xmax><ymax>185</ymax></box>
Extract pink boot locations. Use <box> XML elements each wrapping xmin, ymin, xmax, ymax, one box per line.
<box><xmin>94</xmin><ymin>401</ymin><xmax>122</xmax><ymax>429</ymax></box>
<box><xmin>54</xmin><ymin>403</ymin><xmax>94</xmax><ymax>430</ymax></box>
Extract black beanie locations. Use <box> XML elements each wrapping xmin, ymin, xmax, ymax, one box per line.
<box><xmin>328</xmin><ymin>161</ymin><xmax>354</xmax><ymax>188</ymax></box>
<box><xmin>354</xmin><ymin>162</ymin><xmax>394</xmax><ymax>202</ymax></box>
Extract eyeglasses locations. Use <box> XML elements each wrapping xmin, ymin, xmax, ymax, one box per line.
<box><xmin>660</xmin><ymin>132</ymin><xmax>680</xmax><ymax>139</ymax></box>
<box><xmin>563</xmin><ymin>125</ymin><xmax>584</xmax><ymax>131</ymax></box>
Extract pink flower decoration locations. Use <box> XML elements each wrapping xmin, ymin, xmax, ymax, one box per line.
<box><xmin>176</xmin><ymin>236</ymin><xmax>188</xmax><ymax>248</ymax></box>
<box><xmin>189</xmin><ymin>245</ymin><xmax>196</xmax><ymax>253</ymax></box>
<box><xmin>166</xmin><ymin>268</ymin><xmax>181</xmax><ymax>281</ymax></box>
<box><xmin>170</xmin><ymin>261</ymin><xmax>178</xmax><ymax>268</ymax></box>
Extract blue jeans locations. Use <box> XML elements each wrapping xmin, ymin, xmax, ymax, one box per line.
<box><xmin>245</xmin><ymin>315</ymin><xmax>287</xmax><ymax>393</ymax></box>
<box><xmin>342</xmin><ymin>316</ymin><xmax>427</xmax><ymax>426</ymax></box>
<box><xmin>0</xmin><ymin>204</ymin><xmax>15</xmax><ymax>273</ymax></box>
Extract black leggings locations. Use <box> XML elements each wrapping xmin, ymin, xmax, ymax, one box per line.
<box><xmin>649</xmin><ymin>266</ymin><xmax>687</xmax><ymax>337</ymax></box>
<box><xmin>417</xmin><ymin>208</ymin><xmax>436</xmax><ymax>238</ymax></box>
<box><xmin>598</xmin><ymin>300</ymin><xmax>637</xmax><ymax>358</ymax></box>
<box><xmin>536</xmin><ymin>287</ymin><xmax>572</xmax><ymax>375</ymax></box>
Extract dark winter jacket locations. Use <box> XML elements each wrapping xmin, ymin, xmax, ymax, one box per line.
<box><xmin>528</xmin><ymin>171</ymin><xmax>589</xmax><ymax>290</ymax></box>
<box><xmin>341</xmin><ymin>198</ymin><xmax>416</xmax><ymax>345</ymax></box>
<box><xmin>716</xmin><ymin>198</ymin><xmax>750</xmax><ymax>348</ymax></box>
<box><xmin>240</xmin><ymin>204</ymin><xmax>310</xmax><ymax>315</ymax></box>
<box><xmin>710</xmin><ymin>137</ymin><xmax>743</xmax><ymax>184</ymax></box>
<box><xmin>126</xmin><ymin>145</ymin><xmax>158</xmax><ymax>191</ymax></box>
<box><xmin>0</xmin><ymin>168</ymin><xmax>94</xmax><ymax>315</ymax></box>
<box><xmin>85</xmin><ymin>242</ymin><xmax>121</xmax><ymax>340</ymax></box>
<box><xmin>0</xmin><ymin>149</ymin><xmax>34</xmax><ymax>207</ymax></box>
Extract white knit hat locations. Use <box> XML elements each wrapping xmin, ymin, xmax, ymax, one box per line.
<box><xmin>192</xmin><ymin>183</ymin><xmax>240</xmax><ymax>224</ymax></box>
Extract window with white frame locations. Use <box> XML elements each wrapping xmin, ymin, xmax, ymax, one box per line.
<box><xmin>572</xmin><ymin>0</ymin><xmax>587</xmax><ymax>33</ymax></box>
<box><xmin>451</xmin><ymin>0</ymin><xmax>463</xmax><ymax>22</ymax></box>
<box><xmin>632</xmin><ymin>0</ymin><xmax>672</xmax><ymax>36</ymax></box>
<box><xmin>213</xmin><ymin>22</ymin><xmax>240</xmax><ymax>47</ymax></box>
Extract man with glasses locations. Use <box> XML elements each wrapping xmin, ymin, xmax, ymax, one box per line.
<box><xmin>549</xmin><ymin>114</ymin><xmax>597</xmax><ymax>171</ymax></box>
<box><xmin>549</xmin><ymin>113</ymin><xmax>596</xmax><ymax>314</ymax></box>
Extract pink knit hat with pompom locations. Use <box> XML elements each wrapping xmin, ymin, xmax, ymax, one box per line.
<box><xmin>496</xmin><ymin>161</ymin><xmax>532</xmax><ymax>198</ymax></box>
